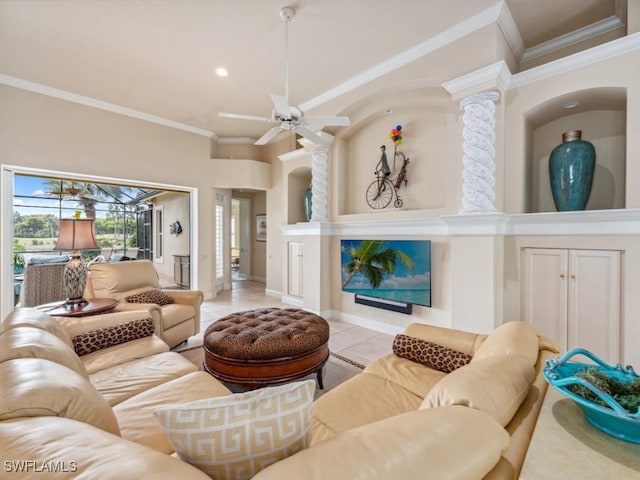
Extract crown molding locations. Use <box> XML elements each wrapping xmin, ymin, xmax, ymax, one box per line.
<box><xmin>497</xmin><ymin>1</ymin><xmax>525</xmax><ymax>61</ymax></box>
<box><xmin>521</xmin><ymin>15</ymin><xmax>625</xmax><ymax>64</ymax></box>
<box><xmin>300</xmin><ymin>2</ymin><xmax>504</xmax><ymax>111</ymax></box>
<box><xmin>0</xmin><ymin>74</ymin><xmax>214</xmax><ymax>138</ymax></box>
<box><xmin>511</xmin><ymin>32</ymin><xmax>640</xmax><ymax>89</ymax></box>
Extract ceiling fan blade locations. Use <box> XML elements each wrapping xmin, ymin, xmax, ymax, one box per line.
<box><xmin>303</xmin><ymin>116</ymin><xmax>351</xmax><ymax>127</ymax></box>
<box><xmin>294</xmin><ymin>126</ymin><xmax>330</xmax><ymax>145</ymax></box>
<box><xmin>255</xmin><ymin>127</ymin><xmax>283</xmax><ymax>145</ymax></box>
<box><xmin>218</xmin><ymin>112</ymin><xmax>271</xmax><ymax>122</ymax></box>
<box><xmin>270</xmin><ymin>94</ymin><xmax>292</xmax><ymax>118</ymax></box>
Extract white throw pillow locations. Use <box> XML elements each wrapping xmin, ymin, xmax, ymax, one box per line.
<box><xmin>154</xmin><ymin>380</ymin><xmax>315</xmax><ymax>480</ymax></box>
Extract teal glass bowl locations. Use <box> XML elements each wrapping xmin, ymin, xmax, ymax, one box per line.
<box><xmin>544</xmin><ymin>348</ymin><xmax>640</xmax><ymax>444</ymax></box>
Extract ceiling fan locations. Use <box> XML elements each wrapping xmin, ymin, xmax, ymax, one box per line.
<box><xmin>218</xmin><ymin>6</ymin><xmax>350</xmax><ymax>146</ymax></box>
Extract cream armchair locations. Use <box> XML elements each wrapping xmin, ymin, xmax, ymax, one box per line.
<box><xmin>84</xmin><ymin>260</ymin><xmax>202</xmax><ymax>348</ymax></box>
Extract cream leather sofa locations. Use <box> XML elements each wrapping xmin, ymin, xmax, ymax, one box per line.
<box><xmin>0</xmin><ymin>308</ymin><xmax>556</xmax><ymax>480</ymax></box>
<box><xmin>84</xmin><ymin>259</ymin><xmax>203</xmax><ymax>348</ymax></box>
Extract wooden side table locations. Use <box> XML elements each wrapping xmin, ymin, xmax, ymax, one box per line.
<box><xmin>35</xmin><ymin>298</ymin><xmax>119</xmax><ymax>318</ymax></box>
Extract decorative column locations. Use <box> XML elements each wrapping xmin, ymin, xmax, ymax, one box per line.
<box><xmin>459</xmin><ymin>91</ymin><xmax>500</xmax><ymax>214</ymax></box>
<box><xmin>309</xmin><ymin>146</ymin><xmax>329</xmax><ymax>222</ymax></box>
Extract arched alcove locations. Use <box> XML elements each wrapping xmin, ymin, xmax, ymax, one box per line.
<box><xmin>524</xmin><ymin>87</ymin><xmax>627</xmax><ymax>212</ymax></box>
<box><xmin>287</xmin><ymin>166</ymin><xmax>312</xmax><ymax>224</ymax></box>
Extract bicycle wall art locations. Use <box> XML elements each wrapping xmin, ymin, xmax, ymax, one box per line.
<box><xmin>366</xmin><ymin>125</ymin><xmax>411</xmax><ymax>209</ymax></box>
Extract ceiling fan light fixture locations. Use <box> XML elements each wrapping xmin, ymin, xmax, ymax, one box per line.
<box><xmin>217</xmin><ymin>5</ymin><xmax>350</xmax><ymax>146</ymax></box>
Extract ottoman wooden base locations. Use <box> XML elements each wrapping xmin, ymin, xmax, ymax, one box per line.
<box><xmin>204</xmin><ymin>343</ymin><xmax>329</xmax><ymax>389</ymax></box>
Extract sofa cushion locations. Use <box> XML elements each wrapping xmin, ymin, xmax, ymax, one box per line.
<box><xmin>80</xmin><ymin>334</ymin><xmax>170</xmax><ymax>375</ymax></box>
<box><xmin>363</xmin><ymin>353</ymin><xmax>446</xmax><ymax>399</ymax></box>
<box><xmin>0</xmin><ymin>327</ymin><xmax>88</xmax><ymax>378</ymax></box>
<box><xmin>125</xmin><ymin>288</ymin><xmax>174</xmax><ymax>306</ymax></box>
<box><xmin>72</xmin><ymin>317</ymin><xmax>155</xmax><ymax>356</ymax></box>
<box><xmin>311</xmin><ymin>372</ymin><xmax>423</xmax><ymax>445</ymax></box>
<box><xmin>0</xmin><ymin>416</ymin><xmax>211</xmax><ymax>479</ymax></box>
<box><xmin>90</xmin><ymin>351</ymin><xmax>199</xmax><ymax>406</ymax></box>
<box><xmin>88</xmin><ymin>260</ymin><xmax>160</xmax><ymax>301</ymax></box>
<box><xmin>0</xmin><ymin>358</ymin><xmax>120</xmax><ymax>435</ymax></box>
<box><xmin>392</xmin><ymin>334</ymin><xmax>472</xmax><ymax>374</ymax></box>
<box><xmin>154</xmin><ymin>380</ymin><xmax>314</xmax><ymax>480</ymax></box>
<box><xmin>254</xmin><ymin>406</ymin><xmax>510</xmax><ymax>480</ymax></box>
<box><xmin>114</xmin><ymin>371</ymin><xmax>232</xmax><ymax>453</ymax></box>
<box><xmin>421</xmin><ymin>354</ymin><xmax>535</xmax><ymax>427</ymax></box>
<box><xmin>472</xmin><ymin>321</ymin><xmax>539</xmax><ymax>365</ymax></box>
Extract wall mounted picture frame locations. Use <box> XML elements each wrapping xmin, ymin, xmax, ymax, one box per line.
<box><xmin>256</xmin><ymin>214</ymin><xmax>267</xmax><ymax>241</ymax></box>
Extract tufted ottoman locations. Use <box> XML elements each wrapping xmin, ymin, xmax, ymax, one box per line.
<box><xmin>203</xmin><ymin>308</ymin><xmax>330</xmax><ymax>389</ymax></box>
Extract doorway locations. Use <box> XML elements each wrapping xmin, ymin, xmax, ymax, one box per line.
<box><xmin>231</xmin><ymin>197</ymin><xmax>251</xmax><ymax>281</ymax></box>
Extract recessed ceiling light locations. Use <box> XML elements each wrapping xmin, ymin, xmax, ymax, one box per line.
<box><xmin>563</xmin><ymin>101</ymin><xmax>579</xmax><ymax>109</ymax></box>
<box><xmin>384</xmin><ymin>108</ymin><xmax>393</xmax><ymax>115</ymax></box>
<box><xmin>215</xmin><ymin>67</ymin><xmax>229</xmax><ymax>77</ymax></box>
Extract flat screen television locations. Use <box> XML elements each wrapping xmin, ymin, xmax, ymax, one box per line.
<box><xmin>340</xmin><ymin>239</ymin><xmax>431</xmax><ymax>307</ymax></box>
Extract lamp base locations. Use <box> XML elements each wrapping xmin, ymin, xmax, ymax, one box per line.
<box><xmin>64</xmin><ymin>297</ymin><xmax>89</xmax><ymax>308</ymax></box>
<box><xmin>63</xmin><ymin>253</ymin><xmax>88</xmax><ymax>306</ymax></box>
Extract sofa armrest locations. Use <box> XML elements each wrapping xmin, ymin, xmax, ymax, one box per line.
<box><xmin>55</xmin><ymin>310</ymin><xmax>155</xmax><ymax>339</ymax></box>
<box><xmin>253</xmin><ymin>406</ymin><xmax>509</xmax><ymax>480</ymax></box>
<box><xmin>404</xmin><ymin>323</ymin><xmax>486</xmax><ymax>357</ymax></box>
<box><xmin>112</xmin><ymin>302</ymin><xmax>163</xmax><ymax>337</ymax></box>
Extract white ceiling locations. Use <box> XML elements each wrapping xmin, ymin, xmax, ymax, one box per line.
<box><xmin>0</xmin><ymin>0</ymin><xmax>618</xmax><ymax>141</ymax></box>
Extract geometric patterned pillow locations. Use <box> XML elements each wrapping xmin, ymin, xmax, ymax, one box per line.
<box><xmin>392</xmin><ymin>334</ymin><xmax>472</xmax><ymax>374</ymax></box>
<box><xmin>72</xmin><ymin>317</ymin><xmax>155</xmax><ymax>356</ymax></box>
<box><xmin>153</xmin><ymin>380</ymin><xmax>315</xmax><ymax>480</ymax></box>
<box><xmin>125</xmin><ymin>289</ymin><xmax>174</xmax><ymax>306</ymax></box>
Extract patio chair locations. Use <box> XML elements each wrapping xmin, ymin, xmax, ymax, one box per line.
<box><xmin>19</xmin><ymin>261</ymin><xmax>67</xmax><ymax>308</ymax></box>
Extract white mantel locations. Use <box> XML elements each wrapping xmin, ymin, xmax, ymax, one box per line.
<box><xmin>281</xmin><ymin>209</ymin><xmax>640</xmax><ymax>237</ymax></box>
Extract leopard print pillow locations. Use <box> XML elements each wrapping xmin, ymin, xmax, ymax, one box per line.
<box><xmin>125</xmin><ymin>289</ymin><xmax>174</xmax><ymax>306</ymax></box>
<box><xmin>392</xmin><ymin>334</ymin><xmax>472</xmax><ymax>374</ymax></box>
<box><xmin>73</xmin><ymin>317</ymin><xmax>155</xmax><ymax>356</ymax></box>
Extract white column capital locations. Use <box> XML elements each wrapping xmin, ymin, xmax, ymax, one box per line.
<box><xmin>460</xmin><ymin>90</ymin><xmax>500</xmax><ymax>109</ymax></box>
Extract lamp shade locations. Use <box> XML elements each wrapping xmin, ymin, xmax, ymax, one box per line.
<box><xmin>54</xmin><ymin>219</ymin><xmax>98</xmax><ymax>251</ymax></box>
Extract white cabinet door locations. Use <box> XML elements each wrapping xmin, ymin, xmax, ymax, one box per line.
<box><xmin>522</xmin><ymin>248</ymin><xmax>621</xmax><ymax>363</ymax></box>
<box><xmin>567</xmin><ymin>249</ymin><xmax>620</xmax><ymax>364</ymax></box>
<box><xmin>288</xmin><ymin>242</ymin><xmax>303</xmax><ymax>297</ymax></box>
<box><xmin>522</xmin><ymin>248</ymin><xmax>568</xmax><ymax>352</ymax></box>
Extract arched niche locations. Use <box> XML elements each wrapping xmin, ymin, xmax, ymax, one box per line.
<box><xmin>334</xmin><ymin>87</ymin><xmax>452</xmax><ymax>216</ymax></box>
<box><xmin>287</xmin><ymin>166</ymin><xmax>312</xmax><ymax>224</ymax></box>
<box><xmin>525</xmin><ymin>87</ymin><xmax>626</xmax><ymax>212</ymax></box>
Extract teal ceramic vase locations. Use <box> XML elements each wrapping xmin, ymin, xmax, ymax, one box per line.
<box><xmin>549</xmin><ymin>130</ymin><xmax>595</xmax><ymax>211</ymax></box>
<box><xmin>304</xmin><ymin>187</ymin><xmax>312</xmax><ymax>221</ymax></box>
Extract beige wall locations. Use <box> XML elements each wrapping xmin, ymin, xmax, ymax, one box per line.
<box><xmin>1</xmin><ymin>85</ymin><xmax>215</xmax><ymax>301</ymax></box>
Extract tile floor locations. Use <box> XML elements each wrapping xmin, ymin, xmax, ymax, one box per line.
<box><xmin>193</xmin><ymin>279</ymin><xmax>394</xmax><ymax>367</ymax></box>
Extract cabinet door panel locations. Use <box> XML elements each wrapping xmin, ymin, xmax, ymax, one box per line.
<box><xmin>288</xmin><ymin>242</ymin><xmax>303</xmax><ymax>297</ymax></box>
<box><xmin>522</xmin><ymin>248</ymin><xmax>568</xmax><ymax>350</ymax></box>
<box><xmin>568</xmin><ymin>250</ymin><xmax>620</xmax><ymax>364</ymax></box>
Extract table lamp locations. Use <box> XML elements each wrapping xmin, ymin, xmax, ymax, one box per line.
<box><xmin>54</xmin><ymin>218</ymin><xmax>98</xmax><ymax>306</ymax></box>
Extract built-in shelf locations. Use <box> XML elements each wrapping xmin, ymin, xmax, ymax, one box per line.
<box><xmin>281</xmin><ymin>209</ymin><xmax>640</xmax><ymax>237</ymax></box>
